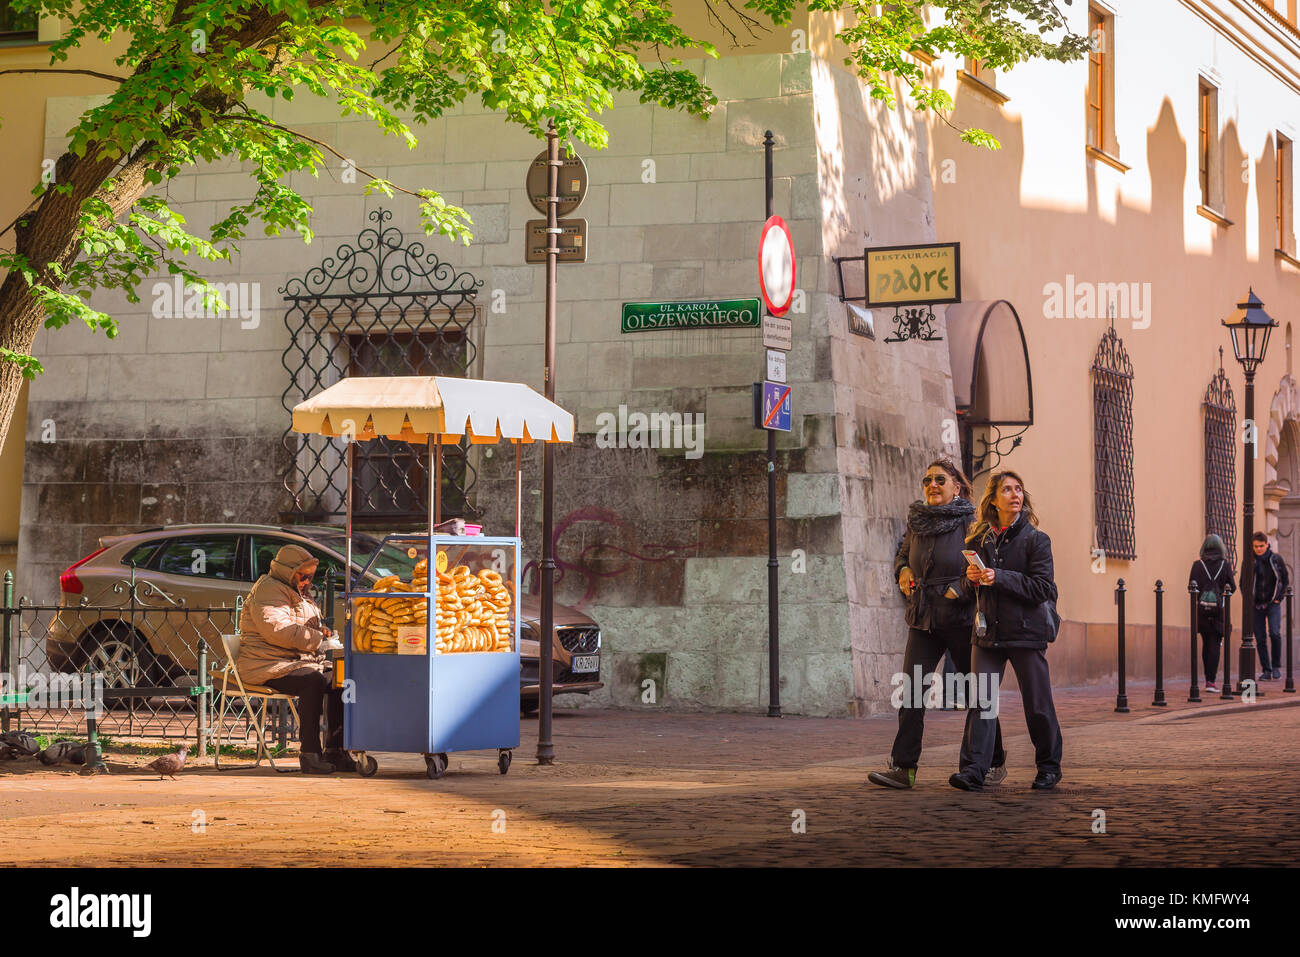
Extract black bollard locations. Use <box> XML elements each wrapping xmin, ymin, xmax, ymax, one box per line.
<box><xmin>1221</xmin><ymin>584</ymin><xmax>1235</xmax><ymax>699</ymax></box>
<box><xmin>1153</xmin><ymin>580</ymin><xmax>1167</xmax><ymax>706</ymax></box>
<box><xmin>1188</xmin><ymin>582</ymin><xmax>1201</xmax><ymax>703</ymax></box>
<box><xmin>1115</xmin><ymin>578</ymin><xmax>1129</xmax><ymax>713</ymax></box>
<box><xmin>1287</xmin><ymin>585</ymin><xmax>1295</xmax><ymax>694</ymax></box>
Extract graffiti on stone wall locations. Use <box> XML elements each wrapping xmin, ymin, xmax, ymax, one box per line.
<box><xmin>521</xmin><ymin>506</ymin><xmax>698</xmax><ymax>610</ymax></box>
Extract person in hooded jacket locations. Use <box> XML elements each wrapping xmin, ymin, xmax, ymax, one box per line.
<box><xmin>868</xmin><ymin>458</ymin><xmax>1006</xmax><ymax>790</ymax></box>
<box><xmin>239</xmin><ymin>543</ymin><xmax>352</xmax><ymax>775</ymax></box>
<box><xmin>950</xmin><ymin>469</ymin><xmax>1063</xmax><ymax>792</ymax></box>
<box><xmin>1188</xmin><ymin>534</ymin><xmax>1236</xmax><ymax>694</ymax></box>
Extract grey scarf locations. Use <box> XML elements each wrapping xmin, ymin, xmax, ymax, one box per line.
<box><xmin>906</xmin><ymin>497</ymin><xmax>975</xmax><ymax>537</ymax></box>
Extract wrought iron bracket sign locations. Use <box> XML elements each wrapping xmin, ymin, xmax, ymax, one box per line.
<box><xmin>834</xmin><ymin>241</ymin><xmax>960</xmax><ymax>343</ymax></box>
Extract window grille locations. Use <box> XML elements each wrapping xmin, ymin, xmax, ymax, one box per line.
<box><xmin>1092</xmin><ymin>325</ymin><xmax>1136</xmax><ymax>560</ymax></box>
<box><xmin>279</xmin><ymin>209</ymin><xmax>484</xmax><ymax>525</ymax></box>
<box><xmin>1203</xmin><ymin>351</ymin><xmax>1238</xmax><ymax>571</ymax></box>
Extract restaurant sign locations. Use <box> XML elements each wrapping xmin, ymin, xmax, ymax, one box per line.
<box><xmin>621</xmin><ymin>299</ymin><xmax>761</xmax><ymax>334</ymax></box>
<box><xmin>865</xmin><ymin>242</ymin><xmax>961</xmax><ymax>308</ymax></box>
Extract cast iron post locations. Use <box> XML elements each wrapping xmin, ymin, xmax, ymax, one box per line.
<box><xmin>1</xmin><ymin>571</ymin><xmax>11</xmax><ymax>732</ymax></box>
<box><xmin>1188</xmin><ymin>582</ymin><xmax>1201</xmax><ymax>703</ymax></box>
<box><xmin>537</xmin><ymin>121</ymin><xmax>560</xmax><ymax>763</ymax></box>
<box><xmin>1239</xmin><ymin>370</ymin><xmax>1259</xmax><ymax>692</ymax></box>
<box><xmin>1115</xmin><ymin>578</ymin><xmax>1129</xmax><ymax>713</ymax></box>
<box><xmin>1286</xmin><ymin>584</ymin><xmax>1295</xmax><ymax>693</ymax></box>
<box><xmin>1153</xmin><ymin>580</ymin><xmax>1166</xmax><ymax>706</ymax></box>
<box><xmin>764</xmin><ymin>129</ymin><xmax>781</xmax><ymax>719</ymax></box>
<box><xmin>1221</xmin><ymin>583</ymin><xmax>1234</xmax><ymax>699</ymax></box>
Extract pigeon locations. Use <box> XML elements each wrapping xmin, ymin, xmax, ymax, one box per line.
<box><xmin>37</xmin><ymin>741</ymin><xmax>87</xmax><ymax>766</ymax></box>
<box><xmin>145</xmin><ymin>746</ymin><xmax>189</xmax><ymax>780</ymax></box>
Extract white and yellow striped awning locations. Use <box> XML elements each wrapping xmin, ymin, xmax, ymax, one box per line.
<box><xmin>290</xmin><ymin>376</ymin><xmax>574</xmax><ymax>444</ymax></box>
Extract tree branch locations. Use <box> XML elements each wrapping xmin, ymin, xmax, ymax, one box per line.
<box><xmin>0</xmin><ymin>68</ymin><xmax>127</xmax><ymax>82</ymax></box>
<box><xmin>215</xmin><ymin>114</ymin><xmax>426</xmax><ymax>199</ymax></box>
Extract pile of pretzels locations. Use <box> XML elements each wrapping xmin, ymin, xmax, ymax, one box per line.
<box><xmin>350</xmin><ymin>558</ymin><xmax>513</xmax><ymax>655</ymax></box>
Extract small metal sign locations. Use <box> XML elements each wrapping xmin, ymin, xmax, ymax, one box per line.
<box><xmin>524</xmin><ymin>219</ymin><xmax>587</xmax><ymax>264</ymax></box>
<box><xmin>526</xmin><ymin>148</ymin><xmax>588</xmax><ymax>216</ymax></box>
<box><xmin>762</xmin><ymin>315</ymin><xmax>792</xmax><ymax>351</ymax></box>
<box><xmin>846</xmin><ymin>304</ymin><xmax>875</xmax><ymax>340</ymax></box>
<box><xmin>753</xmin><ymin>381</ymin><xmax>792</xmax><ymax>432</ymax></box>
<box><xmin>766</xmin><ymin>349</ymin><xmax>786</xmax><ymax>383</ymax></box>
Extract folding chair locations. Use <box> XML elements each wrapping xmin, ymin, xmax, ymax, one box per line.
<box><xmin>211</xmin><ymin>634</ymin><xmax>300</xmax><ymax>773</ymax></box>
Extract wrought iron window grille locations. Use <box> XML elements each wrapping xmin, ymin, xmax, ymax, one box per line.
<box><xmin>1203</xmin><ymin>348</ymin><xmax>1238</xmax><ymax>572</ymax></box>
<box><xmin>279</xmin><ymin>208</ymin><xmax>485</xmax><ymax>526</ymax></box>
<box><xmin>1091</xmin><ymin>323</ymin><xmax>1136</xmax><ymax>560</ymax></box>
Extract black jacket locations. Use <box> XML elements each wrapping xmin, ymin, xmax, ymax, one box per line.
<box><xmin>893</xmin><ymin>501</ymin><xmax>976</xmax><ymax>632</ymax></box>
<box><xmin>1253</xmin><ymin>547</ymin><xmax>1289</xmax><ymax>605</ymax></box>
<box><xmin>1188</xmin><ymin>534</ymin><xmax>1235</xmax><ymax>629</ymax></box>
<box><xmin>962</xmin><ymin>514</ymin><xmax>1059</xmax><ymax>649</ymax></box>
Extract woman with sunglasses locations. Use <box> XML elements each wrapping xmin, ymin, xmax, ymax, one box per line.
<box><xmin>950</xmin><ymin>469</ymin><xmax>1063</xmax><ymax>791</ymax></box>
<box><xmin>869</xmin><ymin>458</ymin><xmax>1005</xmax><ymax>789</ymax></box>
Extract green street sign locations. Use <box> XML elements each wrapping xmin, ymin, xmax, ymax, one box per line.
<box><xmin>621</xmin><ymin>298</ymin><xmax>761</xmax><ymax>333</ymax></box>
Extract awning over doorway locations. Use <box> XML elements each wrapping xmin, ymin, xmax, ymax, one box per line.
<box><xmin>945</xmin><ymin>299</ymin><xmax>1033</xmax><ymax>424</ymax></box>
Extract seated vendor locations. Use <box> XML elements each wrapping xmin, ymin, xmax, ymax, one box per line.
<box><xmin>238</xmin><ymin>544</ymin><xmax>351</xmax><ymax>774</ymax></box>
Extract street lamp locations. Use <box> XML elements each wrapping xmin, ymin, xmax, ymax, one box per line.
<box><xmin>1223</xmin><ymin>288</ymin><xmax>1278</xmax><ymax>693</ymax></box>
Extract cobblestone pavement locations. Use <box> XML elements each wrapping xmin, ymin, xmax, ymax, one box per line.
<box><xmin>0</xmin><ymin>683</ymin><xmax>1296</xmax><ymax>866</ymax></box>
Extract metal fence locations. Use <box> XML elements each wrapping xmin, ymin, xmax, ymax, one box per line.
<box><xmin>0</xmin><ymin>572</ymin><xmax>299</xmax><ymax>749</ymax></box>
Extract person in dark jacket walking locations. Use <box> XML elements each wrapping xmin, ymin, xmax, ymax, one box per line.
<box><xmin>1189</xmin><ymin>533</ymin><xmax>1235</xmax><ymax>693</ymax></box>
<box><xmin>949</xmin><ymin>469</ymin><xmax>1064</xmax><ymax>792</ymax></box>
<box><xmin>869</xmin><ymin>458</ymin><xmax>1006</xmax><ymax>790</ymax></box>
<box><xmin>1251</xmin><ymin>532</ymin><xmax>1289</xmax><ymax>679</ymax></box>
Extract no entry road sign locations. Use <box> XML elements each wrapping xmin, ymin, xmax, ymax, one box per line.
<box><xmin>753</xmin><ymin>381</ymin><xmax>792</xmax><ymax>432</ymax></box>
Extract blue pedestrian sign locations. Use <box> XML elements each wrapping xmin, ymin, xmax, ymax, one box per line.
<box><xmin>753</xmin><ymin>381</ymin><xmax>792</xmax><ymax>432</ymax></box>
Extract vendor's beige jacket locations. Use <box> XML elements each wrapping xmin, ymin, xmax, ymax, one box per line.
<box><xmin>237</xmin><ymin>547</ymin><xmax>328</xmax><ymax>684</ymax></box>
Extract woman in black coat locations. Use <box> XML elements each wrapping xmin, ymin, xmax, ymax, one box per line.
<box><xmin>950</xmin><ymin>468</ymin><xmax>1064</xmax><ymax>792</ymax></box>
<box><xmin>868</xmin><ymin>458</ymin><xmax>1005</xmax><ymax>790</ymax></box>
<box><xmin>1188</xmin><ymin>533</ymin><xmax>1235</xmax><ymax>693</ymax></box>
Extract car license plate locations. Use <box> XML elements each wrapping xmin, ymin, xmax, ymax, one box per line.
<box><xmin>571</xmin><ymin>654</ymin><xmax>599</xmax><ymax>674</ymax></box>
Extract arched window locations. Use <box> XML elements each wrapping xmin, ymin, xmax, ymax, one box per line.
<box><xmin>1092</xmin><ymin>326</ymin><xmax>1135</xmax><ymax>560</ymax></box>
<box><xmin>1203</xmin><ymin>352</ymin><xmax>1237</xmax><ymax>570</ymax></box>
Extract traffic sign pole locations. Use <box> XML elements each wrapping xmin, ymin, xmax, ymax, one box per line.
<box><xmin>764</xmin><ymin>129</ymin><xmax>781</xmax><ymax>720</ymax></box>
<box><xmin>538</xmin><ymin>122</ymin><xmax>560</xmax><ymax>766</ymax></box>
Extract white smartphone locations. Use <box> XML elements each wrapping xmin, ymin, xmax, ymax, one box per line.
<box><xmin>961</xmin><ymin>550</ymin><xmax>987</xmax><ymax>572</ymax></box>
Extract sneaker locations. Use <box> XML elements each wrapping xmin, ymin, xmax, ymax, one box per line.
<box><xmin>948</xmin><ymin>771</ymin><xmax>984</xmax><ymax>792</ymax></box>
<box><xmin>1031</xmin><ymin>769</ymin><xmax>1061</xmax><ymax>790</ymax></box>
<box><xmin>1204</xmin><ymin>682</ymin><xmax>1218</xmax><ymax>694</ymax></box>
<box><xmin>1274</xmin><ymin>669</ymin><xmax>1284</xmax><ymax>680</ymax></box>
<box><xmin>867</xmin><ymin>766</ymin><xmax>916</xmax><ymax>789</ymax></box>
<box><xmin>984</xmin><ymin>765</ymin><xmax>1008</xmax><ymax>787</ymax></box>
<box><xmin>298</xmin><ymin>752</ymin><xmax>335</xmax><ymax>775</ymax></box>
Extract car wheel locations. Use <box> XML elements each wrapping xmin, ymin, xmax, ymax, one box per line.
<box><xmin>77</xmin><ymin>623</ymin><xmax>154</xmax><ymax>705</ymax></box>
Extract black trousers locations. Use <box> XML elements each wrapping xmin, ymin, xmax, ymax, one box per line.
<box><xmin>891</xmin><ymin>626</ymin><xmax>1005</xmax><ymax>771</ymax></box>
<box><xmin>959</xmin><ymin>645</ymin><xmax>1062</xmax><ymax>778</ymax></box>
<box><xmin>265</xmin><ymin>669</ymin><xmax>343</xmax><ymax>754</ymax></box>
<box><xmin>1253</xmin><ymin>604</ymin><xmax>1283</xmax><ymax>673</ymax></box>
<box><xmin>1199</xmin><ymin>618</ymin><xmax>1224</xmax><ymax>684</ymax></box>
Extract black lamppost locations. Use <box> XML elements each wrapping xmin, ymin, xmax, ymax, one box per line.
<box><xmin>1223</xmin><ymin>288</ymin><xmax>1278</xmax><ymax>692</ymax></box>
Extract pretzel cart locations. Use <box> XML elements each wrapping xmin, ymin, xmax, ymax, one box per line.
<box><xmin>290</xmin><ymin>375</ymin><xmax>574</xmax><ymax>779</ymax></box>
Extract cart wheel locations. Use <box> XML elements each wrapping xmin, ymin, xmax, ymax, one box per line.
<box><xmin>425</xmin><ymin>752</ymin><xmax>448</xmax><ymax>780</ymax></box>
<box><xmin>498</xmin><ymin>750</ymin><xmax>512</xmax><ymax>775</ymax></box>
<box><xmin>357</xmin><ymin>755</ymin><xmax>378</xmax><ymax>778</ymax></box>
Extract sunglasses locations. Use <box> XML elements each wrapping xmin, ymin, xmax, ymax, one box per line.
<box><xmin>922</xmin><ymin>475</ymin><xmax>948</xmax><ymax>487</ymax></box>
